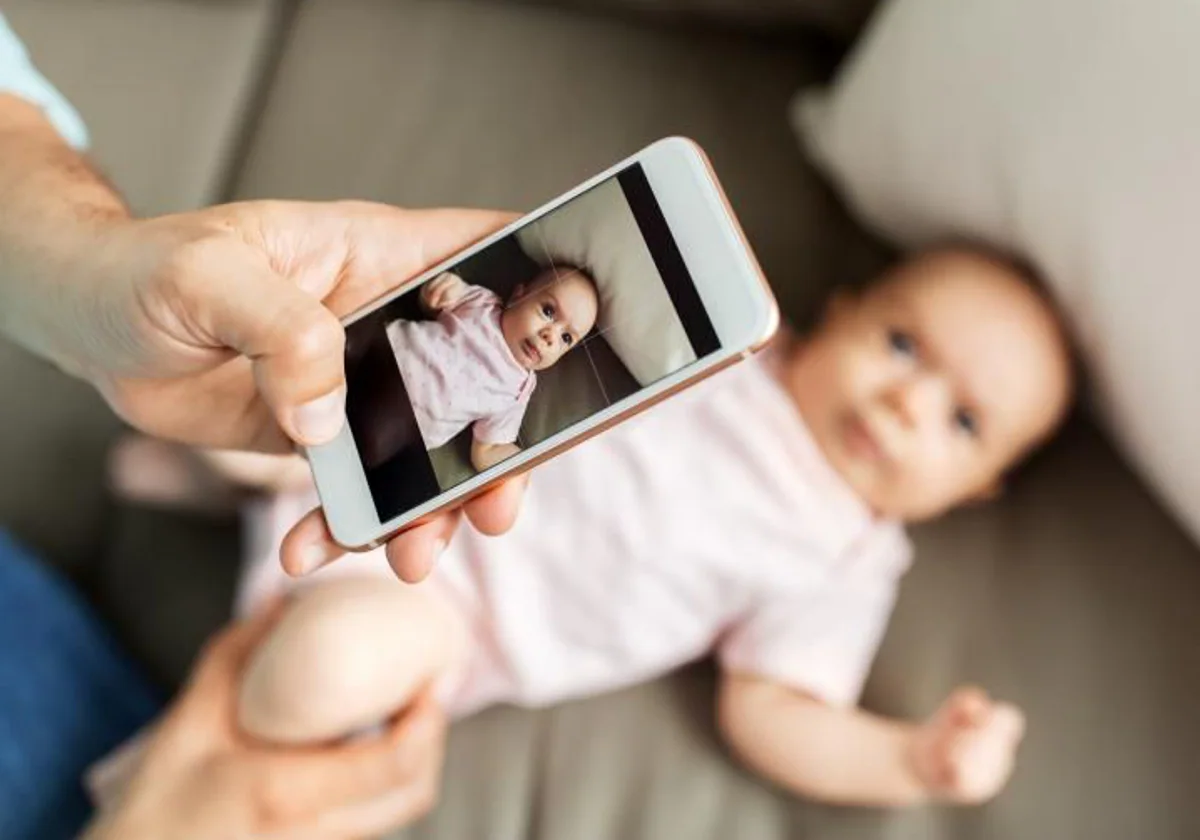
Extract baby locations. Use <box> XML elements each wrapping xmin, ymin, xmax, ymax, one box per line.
<box><xmin>97</xmin><ymin>249</ymin><xmax>1073</xmax><ymax>810</ymax></box>
<box><xmin>386</xmin><ymin>266</ymin><xmax>599</xmax><ymax>471</ymax></box>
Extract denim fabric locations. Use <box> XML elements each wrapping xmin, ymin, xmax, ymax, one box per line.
<box><xmin>0</xmin><ymin>531</ymin><xmax>161</xmax><ymax>840</ymax></box>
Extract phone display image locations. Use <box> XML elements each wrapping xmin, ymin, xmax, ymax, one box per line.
<box><xmin>344</xmin><ymin>164</ymin><xmax>722</xmax><ymax>523</ymax></box>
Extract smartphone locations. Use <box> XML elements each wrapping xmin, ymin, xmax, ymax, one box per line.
<box><xmin>309</xmin><ymin>137</ymin><xmax>779</xmax><ymax>549</ymax></box>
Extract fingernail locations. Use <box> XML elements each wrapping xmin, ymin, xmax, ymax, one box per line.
<box><xmin>292</xmin><ymin>387</ymin><xmax>346</xmax><ymax>446</ymax></box>
<box><xmin>296</xmin><ymin>543</ymin><xmax>330</xmax><ymax>576</ymax></box>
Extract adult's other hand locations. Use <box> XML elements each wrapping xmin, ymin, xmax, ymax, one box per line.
<box><xmin>84</xmin><ymin>606</ymin><xmax>447</xmax><ymax>840</ymax></box>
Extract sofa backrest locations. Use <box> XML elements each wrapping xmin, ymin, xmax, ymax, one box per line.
<box><xmin>502</xmin><ymin>0</ymin><xmax>881</xmax><ymax>41</ymax></box>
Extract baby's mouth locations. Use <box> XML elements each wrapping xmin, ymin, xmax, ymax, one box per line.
<box><xmin>842</xmin><ymin>412</ymin><xmax>886</xmax><ymax>464</ymax></box>
<box><xmin>522</xmin><ymin>338</ymin><xmax>542</xmax><ymax>367</ymax></box>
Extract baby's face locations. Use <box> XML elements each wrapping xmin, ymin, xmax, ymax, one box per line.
<box><xmin>787</xmin><ymin>252</ymin><xmax>1073</xmax><ymax>521</ymax></box>
<box><xmin>501</xmin><ymin>268</ymin><xmax>599</xmax><ymax>371</ymax></box>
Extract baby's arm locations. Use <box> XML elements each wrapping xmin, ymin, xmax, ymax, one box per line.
<box><xmin>419</xmin><ymin>272</ymin><xmax>471</xmax><ymax>315</ymax></box>
<box><xmin>470</xmin><ymin>439</ymin><xmax>521</xmax><ymax>472</ymax></box>
<box><xmin>718</xmin><ymin>672</ymin><xmax>1025</xmax><ymax>808</ymax></box>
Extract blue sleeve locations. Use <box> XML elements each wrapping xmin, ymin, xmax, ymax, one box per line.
<box><xmin>0</xmin><ymin>12</ymin><xmax>88</xmax><ymax>149</ymax></box>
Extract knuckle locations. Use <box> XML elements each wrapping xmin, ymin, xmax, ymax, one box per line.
<box><xmin>284</xmin><ymin>308</ymin><xmax>345</xmax><ymax>365</ymax></box>
<box><xmin>249</xmin><ymin>775</ymin><xmax>295</xmax><ymax>832</ymax></box>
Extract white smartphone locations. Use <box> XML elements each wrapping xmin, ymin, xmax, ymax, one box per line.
<box><xmin>309</xmin><ymin>137</ymin><xmax>778</xmax><ymax>549</ymax></box>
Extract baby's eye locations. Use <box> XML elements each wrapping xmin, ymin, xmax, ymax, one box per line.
<box><xmin>541</xmin><ymin>303</ymin><xmax>556</xmax><ymax>319</ymax></box>
<box><xmin>888</xmin><ymin>328</ymin><xmax>917</xmax><ymax>358</ymax></box>
<box><xmin>562</xmin><ymin>332</ymin><xmax>574</xmax><ymax>347</ymax></box>
<box><xmin>953</xmin><ymin>407</ymin><xmax>980</xmax><ymax>439</ymax></box>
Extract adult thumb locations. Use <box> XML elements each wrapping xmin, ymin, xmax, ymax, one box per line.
<box><xmin>205</xmin><ymin>259</ymin><xmax>348</xmax><ymax>447</ymax></box>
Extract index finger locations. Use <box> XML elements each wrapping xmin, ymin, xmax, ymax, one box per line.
<box><xmin>284</xmin><ymin>472</ymin><xmax>530</xmax><ymax>582</ymax></box>
<box><xmin>324</xmin><ymin>208</ymin><xmax>520</xmax><ymax>317</ymax></box>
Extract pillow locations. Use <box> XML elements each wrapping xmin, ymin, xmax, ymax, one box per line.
<box><xmin>516</xmin><ymin>178</ymin><xmax>696</xmax><ymax>386</ymax></box>
<box><xmin>795</xmin><ymin>0</ymin><xmax>1200</xmax><ymax>545</ymax></box>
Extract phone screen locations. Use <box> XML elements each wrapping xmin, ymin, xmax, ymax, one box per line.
<box><xmin>344</xmin><ymin>163</ymin><xmax>722</xmax><ymax>522</ymax></box>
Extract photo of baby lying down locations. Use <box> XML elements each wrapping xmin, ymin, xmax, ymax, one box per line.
<box><xmin>342</xmin><ymin>173</ymin><xmax>701</xmax><ymax>522</ymax></box>
<box><xmin>95</xmin><ymin>246</ymin><xmax>1074</xmax><ymax>811</ymax></box>
<box><xmin>384</xmin><ymin>264</ymin><xmax>600</xmax><ymax>474</ymax></box>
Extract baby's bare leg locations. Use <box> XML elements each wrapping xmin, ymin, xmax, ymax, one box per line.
<box><xmin>110</xmin><ymin>437</ymin><xmax>311</xmax><ymax>513</ymax></box>
<box><xmin>201</xmin><ymin>449</ymin><xmax>313</xmax><ymax>492</ymax></box>
<box><xmin>239</xmin><ymin>576</ymin><xmax>467</xmax><ymax>745</ymax></box>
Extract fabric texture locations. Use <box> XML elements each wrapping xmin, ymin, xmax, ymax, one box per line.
<box><xmin>796</xmin><ymin>0</ymin><xmax>1200</xmax><ymax>547</ymax></box>
<box><xmin>239</xmin><ymin>354</ymin><xmax>911</xmax><ymax>713</ymax></box>
<box><xmin>386</xmin><ymin>278</ymin><xmax>536</xmax><ymax>448</ymax></box>
<box><xmin>0</xmin><ymin>12</ymin><xmax>87</xmax><ymax>148</ymax></box>
<box><xmin>0</xmin><ymin>532</ymin><xmax>161</xmax><ymax>840</ymax></box>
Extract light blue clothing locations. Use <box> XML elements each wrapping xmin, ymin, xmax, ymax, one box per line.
<box><xmin>0</xmin><ymin>12</ymin><xmax>87</xmax><ymax>148</ymax></box>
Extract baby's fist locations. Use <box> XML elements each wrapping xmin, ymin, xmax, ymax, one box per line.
<box><xmin>421</xmin><ymin>272</ymin><xmax>468</xmax><ymax>312</ymax></box>
<box><xmin>911</xmin><ymin>686</ymin><xmax>1026</xmax><ymax>805</ymax></box>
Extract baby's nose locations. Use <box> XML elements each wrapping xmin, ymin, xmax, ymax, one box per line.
<box><xmin>889</xmin><ymin>375</ymin><xmax>950</xmax><ymax>426</ymax></box>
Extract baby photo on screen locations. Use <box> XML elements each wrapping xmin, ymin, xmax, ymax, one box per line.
<box><xmin>343</xmin><ymin>172</ymin><xmax>717</xmax><ymax>523</ymax></box>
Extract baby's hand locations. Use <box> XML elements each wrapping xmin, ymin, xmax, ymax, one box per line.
<box><xmin>420</xmin><ymin>272</ymin><xmax>469</xmax><ymax>313</ymax></box>
<box><xmin>910</xmin><ymin>686</ymin><xmax>1026</xmax><ymax>805</ymax></box>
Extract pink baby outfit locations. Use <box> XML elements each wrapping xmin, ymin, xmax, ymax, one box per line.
<box><xmin>385</xmin><ymin>275</ymin><xmax>535</xmax><ymax>449</ymax></box>
<box><xmin>239</xmin><ymin>353</ymin><xmax>913</xmax><ymax>717</ymax></box>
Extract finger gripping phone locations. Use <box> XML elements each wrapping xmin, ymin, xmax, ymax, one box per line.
<box><xmin>309</xmin><ymin>138</ymin><xmax>779</xmax><ymax>549</ymax></box>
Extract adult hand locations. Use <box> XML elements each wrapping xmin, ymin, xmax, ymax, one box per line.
<box><xmin>85</xmin><ymin>606</ymin><xmax>446</xmax><ymax>840</ymax></box>
<box><xmin>86</xmin><ymin>200</ymin><xmax>525</xmax><ymax>581</ymax></box>
<box><xmin>0</xmin><ymin>94</ymin><xmax>524</xmax><ymax>581</ymax></box>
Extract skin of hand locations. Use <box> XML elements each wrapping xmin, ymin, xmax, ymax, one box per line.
<box><xmin>0</xmin><ymin>94</ymin><xmax>525</xmax><ymax>582</ymax></box>
<box><xmin>470</xmin><ymin>439</ymin><xmax>522</xmax><ymax>473</ymax></box>
<box><xmin>83</xmin><ymin>605</ymin><xmax>448</xmax><ymax>840</ymax></box>
<box><xmin>909</xmin><ymin>686</ymin><xmax>1027</xmax><ymax>804</ymax></box>
<box><xmin>419</xmin><ymin>272</ymin><xmax>470</xmax><ymax>314</ymax></box>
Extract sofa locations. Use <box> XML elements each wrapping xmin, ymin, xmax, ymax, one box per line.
<box><xmin>3</xmin><ymin>2</ymin><xmax>1198</xmax><ymax>838</ymax></box>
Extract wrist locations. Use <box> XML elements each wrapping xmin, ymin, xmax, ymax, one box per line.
<box><xmin>904</xmin><ymin>724</ymin><xmax>940</xmax><ymax>804</ymax></box>
<box><xmin>0</xmin><ymin>98</ymin><xmax>131</xmax><ymax>375</ymax></box>
<box><xmin>0</xmin><ymin>210</ymin><xmax>134</xmax><ymax>378</ymax></box>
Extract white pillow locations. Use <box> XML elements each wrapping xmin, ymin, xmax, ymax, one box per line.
<box><xmin>516</xmin><ymin>179</ymin><xmax>696</xmax><ymax>386</ymax></box>
<box><xmin>797</xmin><ymin>0</ymin><xmax>1200</xmax><ymax>545</ymax></box>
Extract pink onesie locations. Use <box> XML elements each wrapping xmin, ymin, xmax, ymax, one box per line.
<box><xmin>239</xmin><ymin>352</ymin><xmax>913</xmax><ymax>717</ymax></box>
<box><xmin>385</xmin><ymin>276</ymin><xmax>535</xmax><ymax>450</ymax></box>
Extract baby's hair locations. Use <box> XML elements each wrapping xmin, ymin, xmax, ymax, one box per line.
<box><xmin>520</xmin><ymin>263</ymin><xmax>597</xmax><ymax>295</ymax></box>
<box><xmin>508</xmin><ymin>264</ymin><xmax>601</xmax><ymax>344</ymax></box>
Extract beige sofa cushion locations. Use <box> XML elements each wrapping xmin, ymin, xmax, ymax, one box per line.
<box><xmin>4</xmin><ymin>0</ymin><xmax>282</xmax><ymax>216</ymax></box>
<box><xmin>231</xmin><ymin>0</ymin><xmax>879</xmax><ymax>326</ymax></box>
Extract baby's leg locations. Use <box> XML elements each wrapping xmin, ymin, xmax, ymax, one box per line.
<box><xmin>110</xmin><ymin>436</ymin><xmax>311</xmax><ymax>513</ymax></box>
<box><xmin>239</xmin><ymin>576</ymin><xmax>468</xmax><ymax>744</ymax></box>
<box><xmin>201</xmin><ymin>448</ymin><xmax>313</xmax><ymax>492</ymax></box>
